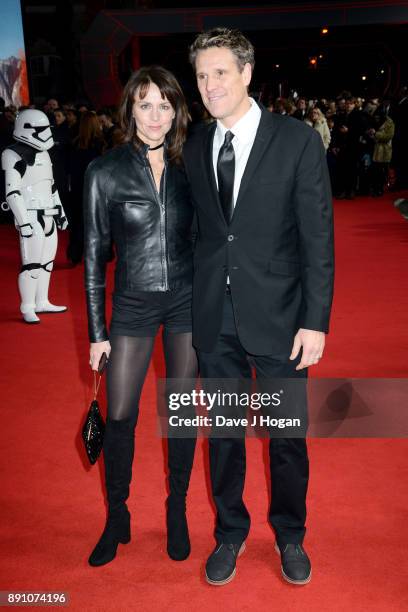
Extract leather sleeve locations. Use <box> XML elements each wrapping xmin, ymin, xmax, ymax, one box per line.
<box><xmin>191</xmin><ymin>210</ymin><xmax>198</xmax><ymax>250</ymax></box>
<box><xmin>83</xmin><ymin>159</ymin><xmax>112</xmax><ymax>343</ymax></box>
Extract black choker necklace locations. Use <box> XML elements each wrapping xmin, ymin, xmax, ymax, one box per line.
<box><xmin>148</xmin><ymin>142</ymin><xmax>164</xmax><ymax>151</ymax></box>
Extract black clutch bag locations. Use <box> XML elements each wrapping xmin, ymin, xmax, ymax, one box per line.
<box><xmin>82</xmin><ymin>353</ymin><xmax>108</xmax><ymax>465</ymax></box>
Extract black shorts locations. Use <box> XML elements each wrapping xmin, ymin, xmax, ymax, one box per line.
<box><xmin>110</xmin><ymin>285</ymin><xmax>192</xmax><ymax>337</ymax></box>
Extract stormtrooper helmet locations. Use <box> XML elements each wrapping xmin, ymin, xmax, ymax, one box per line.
<box><xmin>13</xmin><ymin>109</ymin><xmax>54</xmax><ymax>151</ymax></box>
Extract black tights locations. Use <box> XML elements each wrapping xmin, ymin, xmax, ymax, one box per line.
<box><xmin>105</xmin><ymin>331</ymin><xmax>198</xmax><ymax>498</ymax></box>
<box><xmin>106</xmin><ymin>331</ymin><xmax>198</xmax><ymax>426</ymax></box>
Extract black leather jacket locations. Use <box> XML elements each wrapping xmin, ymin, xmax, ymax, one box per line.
<box><xmin>84</xmin><ymin>141</ymin><xmax>194</xmax><ymax>343</ymax></box>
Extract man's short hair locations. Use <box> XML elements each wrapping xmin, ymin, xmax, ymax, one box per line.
<box><xmin>189</xmin><ymin>27</ymin><xmax>255</xmax><ymax>72</ymax></box>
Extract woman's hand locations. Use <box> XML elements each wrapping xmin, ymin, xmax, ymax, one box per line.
<box><xmin>89</xmin><ymin>340</ymin><xmax>111</xmax><ymax>371</ymax></box>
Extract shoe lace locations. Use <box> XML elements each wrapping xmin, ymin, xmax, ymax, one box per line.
<box><xmin>215</xmin><ymin>543</ymin><xmax>239</xmax><ymax>556</ymax></box>
<box><xmin>284</xmin><ymin>544</ymin><xmax>305</xmax><ymax>556</ymax></box>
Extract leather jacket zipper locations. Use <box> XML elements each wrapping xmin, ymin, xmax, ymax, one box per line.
<box><xmin>146</xmin><ymin>162</ymin><xmax>169</xmax><ymax>290</ymax></box>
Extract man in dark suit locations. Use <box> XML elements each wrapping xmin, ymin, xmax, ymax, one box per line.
<box><xmin>293</xmin><ymin>97</ymin><xmax>308</xmax><ymax>121</ymax></box>
<box><xmin>183</xmin><ymin>28</ymin><xmax>334</xmax><ymax>587</ymax></box>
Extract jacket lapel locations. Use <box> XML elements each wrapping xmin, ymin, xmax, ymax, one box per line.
<box><xmin>202</xmin><ymin>122</ymin><xmax>228</xmax><ymax>227</ymax></box>
<box><xmin>200</xmin><ymin>110</ymin><xmax>278</xmax><ymax>226</ymax></box>
<box><xmin>232</xmin><ymin>110</ymin><xmax>276</xmax><ymax>219</ymax></box>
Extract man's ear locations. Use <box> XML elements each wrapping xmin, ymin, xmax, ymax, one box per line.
<box><xmin>242</xmin><ymin>63</ymin><xmax>252</xmax><ymax>87</ymax></box>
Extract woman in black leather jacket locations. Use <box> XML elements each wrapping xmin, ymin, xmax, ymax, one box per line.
<box><xmin>83</xmin><ymin>66</ymin><xmax>197</xmax><ymax>567</ymax></box>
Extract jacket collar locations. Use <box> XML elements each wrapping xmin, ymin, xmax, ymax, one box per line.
<box><xmin>127</xmin><ymin>138</ymin><xmax>168</xmax><ymax>166</ymax></box>
<box><xmin>215</xmin><ymin>97</ymin><xmax>261</xmax><ymax>148</ymax></box>
<box><xmin>202</xmin><ymin>105</ymin><xmax>278</xmax><ymax>225</ymax></box>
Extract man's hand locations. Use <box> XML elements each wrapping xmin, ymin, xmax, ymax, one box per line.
<box><xmin>289</xmin><ymin>329</ymin><xmax>325</xmax><ymax>370</ymax></box>
<box><xmin>89</xmin><ymin>340</ymin><xmax>111</xmax><ymax>371</ymax></box>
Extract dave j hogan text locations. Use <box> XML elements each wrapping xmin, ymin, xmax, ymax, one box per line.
<box><xmin>168</xmin><ymin>415</ymin><xmax>301</xmax><ymax>429</ymax></box>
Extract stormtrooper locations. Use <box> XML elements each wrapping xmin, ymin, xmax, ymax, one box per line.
<box><xmin>2</xmin><ymin>109</ymin><xmax>68</xmax><ymax>323</ymax></box>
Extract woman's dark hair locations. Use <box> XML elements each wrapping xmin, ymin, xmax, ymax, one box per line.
<box><xmin>118</xmin><ymin>65</ymin><xmax>188</xmax><ymax>164</ymax></box>
<box><xmin>76</xmin><ymin>111</ymin><xmax>103</xmax><ymax>149</ymax></box>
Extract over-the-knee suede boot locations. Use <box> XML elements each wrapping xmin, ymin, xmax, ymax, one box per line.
<box><xmin>166</xmin><ymin>437</ymin><xmax>196</xmax><ymax>561</ymax></box>
<box><xmin>88</xmin><ymin>418</ymin><xmax>135</xmax><ymax>566</ymax></box>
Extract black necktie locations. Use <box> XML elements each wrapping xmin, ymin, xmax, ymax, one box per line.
<box><xmin>217</xmin><ymin>130</ymin><xmax>235</xmax><ymax>224</ymax></box>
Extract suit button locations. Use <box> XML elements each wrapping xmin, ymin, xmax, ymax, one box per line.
<box><xmin>227</xmin><ymin>234</ymin><xmax>234</xmax><ymax>242</ymax></box>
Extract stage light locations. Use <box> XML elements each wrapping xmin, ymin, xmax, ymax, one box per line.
<box><xmin>362</xmin><ymin>75</ymin><xmax>367</xmax><ymax>81</ymax></box>
<box><xmin>380</xmin><ymin>69</ymin><xmax>385</xmax><ymax>74</ymax></box>
<box><xmin>319</xmin><ymin>54</ymin><xmax>324</xmax><ymax>59</ymax></box>
<box><xmin>310</xmin><ymin>58</ymin><xmax>317</xmax><ymax>66</ymax></box>
<box><xmin>321</xmin><ymin>28</ymin><xmax>329</xmax><ymax>35</ymax></box>
<box><xmin>275</xmin><ymin>64</ymin><xmax>280</xmax><ymax>69</ymax></box>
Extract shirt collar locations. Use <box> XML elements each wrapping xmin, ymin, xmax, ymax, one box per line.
<box><xmin>216</xmin><ymin>98</ymin><xmax>261</xmax><ymax>146</ymax></box>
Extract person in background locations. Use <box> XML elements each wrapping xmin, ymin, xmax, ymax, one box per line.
<box><xmin>305</xmin><ymin>107</ymin><xmax>331</xmax><ymax>151</ymax></box>
<box><xmin>0</xmin><ymin>97</ymin><xmax>14</xmax><ymax>213</ymax></box>
<box><xmin>274</xmin><ymin>97</ymin><xmax>287</xmax><ymax>115</ymax></box>
<box><xmin>77</xmin><ymin>103</ymin><xmax>90</xmax><ymax>113</ymax></box>
<box><xmin>326</xmin><ymin>115</ymin><xmax>340</xmax><ymax>192</ymax></box>
<box><xmin>0</xmin><ymin>98</ymin><xmax>14</xmax><ymax>152</ymax></box>
<box><xmin>293</xmin><ymin>97</ymin><xmax>307</xmax><ymax>121</ymax></box>
<box><xmin>62</xmin><ymin>101</ymin><xmax>76</xmax><ymax>112</ymax></box>
<box><xmin>319</xmin><ymin>98</ymin><xmax>328</xmax><ymax>114</ymax></box>
<box><xmin>65</xmin><ymin>108</ymin><xmax>79</xmax><ymax>142</ymax></box>
<box><xmin>285</xmin><ymin>99</ymin><xmax>297</xmax><ymax>116</ymax></box>
<box><xmin>326</xmin><ymin>100</ymin><xmax>337</xmax><ymax>117</ymax></box>
<box><xmin>265</xmin><ymin>96</ymin><xmax>274</xmax><ymax>113</ymax></box>
<box><xmin>44</xmin><ymin>98</ymin><xmax>59</xmax><ymax>124</ymax></box>
<box><xmin>96</xmin><ymin>107</ymin><xmax>122</xmax><ymax>150</ymax></box>
<box><xmin>50</xmin><ymin>108</ymin><xmax>71</xmax><ymax>225</ymax></box>
<box><xmin>369</xmin><ymin>108</ymin><xmax>395</xmax><ymax>197</ymax></box>
<box><xmin>4</xmin><ymin>106</ymin><xmax>17</xmax><ymax>123</ymax></box>
<box><xmin>335</xmin><ymin>96</ymin><xmax>365</xmax><ymax>199</ymax></box>
<box><xmin>336</xmin><ymin>96</ymin><xmax>347</xmax><ymax>118</ymax></box>
<box><xmin>47</xmin><ymin>98</ymin><xmax>59</xmax><ymax>112</ymax></box>
<box><xmin>68</xmin><ymin>111</ymin><xmax>105</xmax><ymax>264</ymax></box>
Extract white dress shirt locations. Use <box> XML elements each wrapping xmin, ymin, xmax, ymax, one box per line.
<box><xmin>212</xmin><ymin>97</ymin><xmax>262</xmax><ymax>208</ymax></box>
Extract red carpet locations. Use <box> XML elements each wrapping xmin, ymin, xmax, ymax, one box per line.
<box><xmin>0</xmin><ymin>193</ymin><xmax>407</xmax><ymax>611</ymax></box>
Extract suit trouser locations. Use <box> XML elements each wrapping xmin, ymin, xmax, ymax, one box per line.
<box><xmin>197</xmin><ymin>292</ymin><xmax>309</xmax><ymax>548</ymax></box>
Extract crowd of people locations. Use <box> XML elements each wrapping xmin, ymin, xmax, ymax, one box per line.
<box><xmin>0</xmin><ymin>84</ymin><xmax>407</xmax><ymax>265</ymax></box>
<box><xmin>266</xmin><ymin>91</ymin><xmax>408</xmax><ymax>199</ymax></box>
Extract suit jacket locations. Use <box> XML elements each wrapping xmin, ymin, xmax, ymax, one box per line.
<box><xmin>183</xmin><ymin>107</ymin><xmax>334</xmax><ymax>357</ymax></box>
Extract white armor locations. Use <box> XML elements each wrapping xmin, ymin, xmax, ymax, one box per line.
<box><xmin>1</xmin><ymin>109</ymin><xmax>68</xmax><ymax>323</ymax></box>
